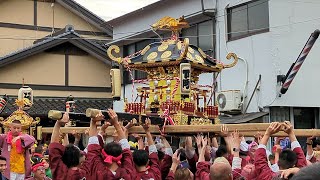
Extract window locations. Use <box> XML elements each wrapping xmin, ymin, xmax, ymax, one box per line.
<box><xmin>270</xmin><ymin>107</ymin><xmax>290</xmax><ymax>122</ymax></box>
<box><xmin>182</xmin><ymin>25</ymin><xmax>198</xmax><ymax>46</ymax></box>
<box><xmin>198</xmin><ymin>20</ymin><xmax>214</xmax><ymax>55</ymax></box>
<box><xmin>181</xmin><ymin>19</ymin><xmax>215</xmax><ymax>56</ymax></box>
<box><xmin>227</xmin><ymin>0</ymin><xmax>269</xmax><ymax>40</ymax></box>
<box><xmin>293</xmin><ymin>107</ymin><xmax>317</xmax><ymax>148</ymax></box>
<box><xmin>294</xmin><ymin>107</ymin><xmax>316</xmax><ymax>129</ymax></box>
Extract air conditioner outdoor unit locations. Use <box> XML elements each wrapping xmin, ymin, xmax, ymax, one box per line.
<box><xmin>216</xmin><ymin>90</ymin><xmax>242</xmax><ymax>112</ymax></box>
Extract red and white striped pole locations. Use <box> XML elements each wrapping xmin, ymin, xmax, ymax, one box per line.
<box><xmin>0</xmin><ymin>95</ymin><xmax>8</xmax><ymax>114</ymax></box>
<box><xmin>280</xmin><ymin>29</ymin><xmax>320</xmax><ymax>94</ymax></box>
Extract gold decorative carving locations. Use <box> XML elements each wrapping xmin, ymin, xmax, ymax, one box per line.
<box><xmin>215</xmin><ymin>117</ymin><xmax>221</xmax><ymax>124</ymax></box>
<box><xmin>158</xmin><ymin>44</ymin><xmax>169</xmax><ymax>52</ymax></box>
<box><xmin>174</xmin><ymin>112</ymin><xmax>188</xmax><ymax>125</ymax></box>
<box><xmin>195</xmin><ymin>55</ymin><xmax>204</xmax><ymax>63</ymax></box>
<box><xmin>161</xmin><ymin>51</ymin><xmax>172</xmax><ymax>59</ymax></box>
<box><xmin>198</xmin><ymin>48</ymin><xmax>207</xmax><ymax>58</ymax></box>
<box><xmin>216</xmin><ymin>64</ymin><xmax>224</xmax><ymax>70</ymax></box>
<box><xmin>167</xmin><ymin>39</ymin><xmax>176</xmax><ymax>45</ymax></box>
<box><xmin>187</xmin><ymin>52</ymin><xmax>193</xmax><ymax>60</ymax></box>
<box><xmin>141</xmin><ymin>45</ymin><xmax>151</xmax><ymax>55</ymax></box>
<box><xmin>224</xmin><ymin>52</ymin><xmax>238</xmax><ymax>68</ymax></box>
<box><xmin>147</xmin><ymin>52</ymin><xmax>158</xmax><ymax>61</ymax></box>
<box><xmin>151</xmin><ymin>16</ymin><xmax>189</xmax><ymax>33</ymax></box>
<box><xmin>188</xmin><ymin>47</ymin><xmax>195</xmax><ymax>54</ymax></box>
<box><xmin>178</xmin><ymin>38</ymin><xmax>189</xmax><ymax>60</ymax></box>
<box><xmin>190</xmin><ymin>117</ymin><xmax>212</xmax><ymax>125</ymax></box>
<box><xmin>177</xmin><ymin>41</ymin><xmax>182</xmax><ymax>50</ymax></box>
<box><xmin>158</xmin><ymin>67</ymin><xmax>166</xmax><ymax>78</ymax></box>
<box><xmin>107</xmin><ymin>45</ymin><xmax>122</xmax><ymax>64</ymax></box>
<box><xmin>0</xmin><ymin>99</ymin><xmax>40</xmax><ymax>130</ymax></box>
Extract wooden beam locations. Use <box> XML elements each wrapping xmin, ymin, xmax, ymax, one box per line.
<box><xmin>39</xmin><ymin>124</ymin><xmax>320</xmax><ymax>137</ymax></box>
<box><xmin>41</xmin><ymin>124</ymin><xmax>271</xmax><ymax>133</ymax></box>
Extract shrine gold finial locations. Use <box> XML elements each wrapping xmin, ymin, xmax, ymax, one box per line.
<box><xmin>151</xmin><ymin>16</ymin><xmax>190</xmax><ymax>33</ymax></box>
<box><xmin>15</xmin><ymin>98</ymin><xmax>33</xmax><ymax>110</ymax></box>
<box><xmin>107</xmin><ymin>45</ymin><xmax>122</xmax><ymax>64</ymax></box>
<box><xmin>224</xmin><ymin>52</ymin><xmax>238</xmax><ymax>69</ymax></box>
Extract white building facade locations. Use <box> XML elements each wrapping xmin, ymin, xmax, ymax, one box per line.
<box><xmin>108</xmin><ymin>0</ymin><xmax>320</xmax><ymax>136</ymax></box>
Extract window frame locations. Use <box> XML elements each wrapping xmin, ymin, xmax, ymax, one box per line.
<box><xmin>181</xmin><ymin>19</ymin><xmax>216</xmax><ymax>57</ymax></box>
<box><xmin>227</xmin><ymin>0</ymin><xmax>269</xmax><ymax>41</ymax></box>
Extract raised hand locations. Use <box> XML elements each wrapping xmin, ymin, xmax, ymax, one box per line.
<box><xmin>170</xmin><ymin>149</ymin><xmax>181</xmax><ymax>173</ymax></box>
<box><xmin>107</xmin><ymin>109</ymin><xmax>119</xmax><ymax>125</ymax></box>
<box><xmin>142</xmin><ymin>118</ymin><xmax>151</xmax><ymax>132</ymax></box>
<box><xmin>72</xmin><ymin>130</ymin><xmax>81</xmax><ymax>140</ymax></box>
<box><xmin>280</xmin><ymin>167</ymin><xmax>300</xmax><ymax>179</ymax></box>
<box><xmin>220</xmin><ymin>124</ymin><xmax>229</xmax><ymax>137</ymax></box>
<box><xmin>266</xmin><ymin>122</ymin><xmax>281</xmax><ymax>136</ymax></box>
<box><xmin>84</xmin><ymin>128</ymin><xmax>89</xmax><ymax>135</ymax></box>
<box><xmin>92</xmin><ymin>111</ymin><xmax>105</xmax><ymax>122</ymax></box>
<box><xmin>60</xmin><ymin>112</ymin><xmax>69</xmax><ymax>124</ymax></box>
<box><xmin>101</xmin><ymin>121</ymin><xmax>111</xmax><ymax>131</ymax></box>
<box><xmin>138</xmin><ymin>137</ymin><xmax>144</xmax><ymax>150</ymax></box>
<box><xmin>283</xmin><ymin>121</ymin><xmax>293</xmax><ymax>135</ymax></box>
<box><xmin>195</xmin><ymin>134</ymin><xmax>203</xmax><ymax>149</ymax></box>
<box><xmin>100</xmin><ymin>121</ymin><xmax>111</xmax><ymax>136</ymax></box>
<box><xmin>202</xmin><ymin>136</ymin><xmax>208</xmax><ymax>149</ymax></box>
<box><xmin>125</xmin><ymin>118</ymin><xmax>135</xmax><ymax>129</ymax></box>
<box><xmin>172</xmin><ymin>149</ymin><xmax>181</xmax><ymax>165</ymax></box>
<box><xmin>254</xmin><ymin>131</ymin><xmax>263</xmax><ymax>144</ymax></box>
<box><xmin>231</xmin><ymin>129</ymin><xmax>241</xmax><ymax>148</ymax></box>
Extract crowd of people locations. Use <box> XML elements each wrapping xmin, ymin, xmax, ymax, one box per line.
<box><xmin>0</xmin><ymin>109</ymin><xmax>319</xmax><ymax>179</ymax></box>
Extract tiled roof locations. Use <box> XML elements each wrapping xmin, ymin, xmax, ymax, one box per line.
<box><xmin>0</xmin><ymin>97</ymin><xmax>113</xmax><ymax>117</ymax></box>
<box><xmin>33</xmin><ymin>25</ymin><xmax>110</xmax><ymax>49</ymax></box>
<box><xmin>0</xmin><ymin>27</ymin><xmax>111</xmax><ymax>68</ymax></box>
<box><xmin>56</xmin><ymin>0</ymin><xmax>112</xmax><ymax>35</ymax></box>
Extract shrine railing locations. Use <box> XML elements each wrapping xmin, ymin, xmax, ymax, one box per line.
<box><xmin>160</xmin><ymin>101</ymin><xmax>180</xmax><ymax>114</ymax></box>
<box><xmin>125</xmin><ymin>102</ymin><xmax>144</xmax><ymax>114</ymax></box>
<box><xmin>182</xmin><ymin>102</ymin><xmax>195</xmax><ymax>114</ymax></box>
<box><xmin>206</xmin><ymin>105</ymin><xmax>219</xmax><ymax>118</ymax></box>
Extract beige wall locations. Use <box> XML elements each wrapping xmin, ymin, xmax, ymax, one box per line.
<box><xmin>68</xmin><ymin>55</ymin><xmax>111</xmax><ymax>87</ymax></box>
<box><xmin>0</xmin><ymin>27</ymin><xmax>108</xmax><ymax>57</ymax></box>
<box><xmin>0</xmin><ymin>27</ymin><xmax>49</xmax><ymax>56</ymax></box>
<box><xmin>0</xmin><ymin>53</ymin><xmax>65</xmax><ymax>85</ymax></box>
<box><xmin>0</xmin><ymin>0</ymin><xmax>102</xmax><ymax>33</ymax></box>
<box><xmin>0</xmin><ymin>0</ymin><xmax>108</xmax><ymax>57</ymax></box>
<box><xmin>37</xmin><ymin>2</ymin><xmax>101</xmax><ymax>32</ymax></box>
<box><xmin>0</xmin><ymin>0</ymin><xmax>33</xmax><ymax>25</ymax></box>
<box><xmin>0</xmin><ymin>89</ymin><xmax>111</xmax><ymax>98</ymax></box>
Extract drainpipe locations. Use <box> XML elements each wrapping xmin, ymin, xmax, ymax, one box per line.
<box><xmin>238</xmin><ymin>57</ymin><xmax>249</xmax><ymax>113</ymax></box>
<box><xmin>201</xmin><ymin>0</ymin><xmax>216</xmax><ymax>105</ymax></box>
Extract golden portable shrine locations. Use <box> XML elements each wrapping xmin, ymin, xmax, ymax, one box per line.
<box><xmin>2</xmin><ymin>17</ymin><xmax>320</xmax><ymax>138</ymax></box>
<box><xmin>0</xmin><ymin>86</ymin><xmax>40</xmax><ymax>134</ymax></box>
<box><xmin>107</xmin><ymin>16</ymin><xmax>238</xmax><ymax>127</ymax></box>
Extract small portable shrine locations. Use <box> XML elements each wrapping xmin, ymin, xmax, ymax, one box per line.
<box><xmin>0</xmin><ymin>86</ymin><xmax>40</xmax><ymax>133</ymax></box>
<box><xmin>108</xmin><ymin>16</ymin><xmax>238</xmax><ymax>126</ymax></box>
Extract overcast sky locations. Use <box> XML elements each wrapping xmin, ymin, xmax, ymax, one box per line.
<box><xmin>75</xmin><ymin>0</ymin><xmax>159</xmax><ymax>21</ymax></box>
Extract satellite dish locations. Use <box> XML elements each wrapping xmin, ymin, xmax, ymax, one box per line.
<box><xmin>217</xmin><ymin>93</ymin><xmax>226</xmax><ymax>109</ymax></box>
